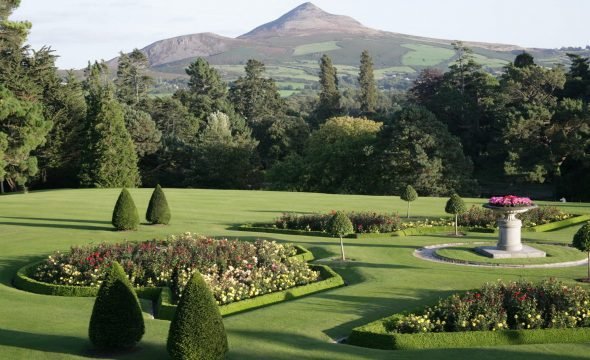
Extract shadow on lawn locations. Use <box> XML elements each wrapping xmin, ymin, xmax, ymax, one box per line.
<box><xmin>0</xmin><ymin>216</ymin><xmax>111</xmax><ymax>225</ymax></box>
<box><xmin>0</xmin><ymin>220</ymin><xmax>111</xmax><ymax>231</ymax></box>
<box><xmin>0</xmin><ymin>255</ymin><xmax>44</xmax><ymax>287</ymax></box>
<box><xmin>227</xmin><ymin>328</ymin><xmax>590</xmax><ymax>360</ymax></box>
<box><xmin>0</xmin><ymin>328</ymin><xmax>167</xmax><ymax>359</ymax></box>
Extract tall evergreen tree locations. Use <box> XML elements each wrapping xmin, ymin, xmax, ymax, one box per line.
<box><xmin>229</xmin><ymin>59</ymin><xmax>285</xmax><ymax>124</ymax></box>
<box><xmin>79</xmin><ymin>77</ymin><xmax>140</xmax><ymax>188</ymax></box>
<box><xmin>115</xmin><ymin>49</ymin><xmax>153</xmax><ymax>107</ymax></box>
<box><xmin>358</xmin><ymin>50</ymin><xmax>377</xmax><ymax>113</ymax></box>
<box><xmin>316</xmin><ymin>54</ymin><xmax>340</xmax><ymax>122</ymax></box>
<box><xmin>0</xmin><ymin>2</ymin><xmax>53</xmax><ymax>192</ymax></box>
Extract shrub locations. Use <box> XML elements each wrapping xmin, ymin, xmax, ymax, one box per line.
<box><xmin>167</xmin><ymin>271</ymin><xmax>228</xmax><ymax>360</ymax></box>
<box><xmin>32</xmin><ymin>235</ymin><xmax>320</xmax><ymax>304</ymax></box>
<box><xmin>111</xmin><ymin>188</ymin><xmax>139</xmax><ymax>231</ymax></box>
<box><xmin>146</xmin><ymin>184</ymin><xmax>171</xmax><ymax>225</ymax></box>
<box><xmin>384</xmin><ymin>279</ymin><xmax>590</xmax><ymax>335</ymax></box>
<box><xmin>328</xmin><ymin>211</ymin><xmax>354</xmax><ymax>261</ymax></box>
<box><xmin>88</xmin><ymin>261</ymin><xmax>144</xmax><ymax>351</ymax></box>
<box><xmin>400</xmin><ymin>185</ymin><xmax>418</xmax><ymax>218</ymax></box>
<box><xmin>573</xmin><ymin>222</ymin><xmax>590</xmax><ymax>280</ymax></box>
<box><xmin>275</xmin><ymin>211</ymin><xmax>402</xmax><ymax>234</ymax></box>
<box><xmin>445</xmin><ymin>194</ymin><xmax>466</xmax><ymax>236</ymax></box>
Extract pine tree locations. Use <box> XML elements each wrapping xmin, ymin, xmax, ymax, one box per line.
<box><xmin>400</xmin><ymin>185</ymin><xmax>418</xmax><ymax>218</ymax></box>
<box><xmin>79</xmin><ymin>80</ymin><xmax>140</xmax><ymax>188</ymax></box>
<box><xmin>328</xmin><ymin>211</ymin><xmax>354</xmax><ymax>261</ymax></box>
<box><xmin>115</xmin><ymin>49</ymin><xmax>153</xmax><ymax>107</ymax></box>
<box><xmin>317</xmin><ymin>54</ymin><xmax>340</xmax><ymax>121</ymax></box>
<box><xmin>89</xmin><ymin>261</ymin><xmax>144</xmax><ymax>351</ymax></box>
<box><xmin>167</xmin><ymin>271</ymin><xmax>228</xmax><ymax>360</ymax></box>
<box><xmin>146</xmin><ymin>184</ymin><xmax>171</xmax><ymax>225</ymax></box>
<box><xmin>445</xmin><ymin>193</ymin><xmax>466</xmax><ymax>236</ymax></box>
<box><xmin>358</xmin><ymin>50</ymin><xmax>377</xmax><ymax>113</ymax></box>
<box><xmin>112</xmin><ymin>188</ymin><xmax>140</xmax><ymax>231</ymax></box>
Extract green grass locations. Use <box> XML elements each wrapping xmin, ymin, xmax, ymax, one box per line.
<box><xmin>471</xmin><ymin>54</ymin><xmax>510</xmax><ymax>68</ymax></box>
<box><xmin>1</xmin><ymin>189</ymin><xmax>590</xmax><ymax>359</ymax></box>
<box><xmin>435</xmin><ymin>242</ymin><xmax>586</xmax><ymax>265</ymax></box>
<box><xmin>293</xmin><ymin>41</ymin><xmax>341</xmax><ymax>56</ymax></box>
<box><xmin>401</xmin><ymin>44</ymin><xmax>455</xmax><ymax>67</ymax></box>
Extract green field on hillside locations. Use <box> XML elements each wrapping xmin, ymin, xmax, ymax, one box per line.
<box><xmin>1</xmin><ymin>189</ymin><xmax>590</xmax><ymax>359</ymax></box>
<box><xmin>401</xmin><ymin>44</ymin><xmax>456</xmax><ymax>66</ymax></box>
<box><xmin>293</xmin><ymin>41</ymin><xmax>341</xmax><ymax>56</ymax></box>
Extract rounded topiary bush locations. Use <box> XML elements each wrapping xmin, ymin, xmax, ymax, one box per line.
<box><xmin>400</xmin><ymin>184</ymin><xmax>418</xmax><ymax>218</ymax></box>
<box><xmin>328</xmin><ymin>211</ymin><xmax>353</xmax><ymax>261</ymax></box>
<box><xmin>112</xmin><ymin>188</ymin><xmax>139</xmax><ymax>231</ymax></box>
<box><xmin>445</xmin><ymin>193</ymin><xmax>466</xmax><ymax>236</ymax></box>
<box><xmin>88</xmin><ymin>261</ymin><xmax>144</xmax><ymax>351</ymax></box>
<box><xmin>573</xmin><ymin>222</ymin><xmax>590</xmax><ymax>280</ymax></box>
<box><xmin>167</xmin><ymin>271</ymin><xmax>228</xmax><ymax>360</ymax></box>
<box><xmin>146</xmin><ymin>184</ymin><xmax>171</xmax><ymax>225</ymax></box>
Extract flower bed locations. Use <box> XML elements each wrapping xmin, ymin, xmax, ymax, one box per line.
<box><xmin>29</xmin><ymin>233</ymin><xmax>320</xmax><ymax>305</ymax></box>
<box><xmin>274</xmin><ymin>212</ymin><xmax>453</xmax><ymax>234</ymax></box>
<box><xmin>349</xmin><ymin>279</ymin><xmax>590</xmax><ymax>350</ymax></box>
<box><xmin>489</xmin><ymin>195</ymin><xmax>533</xmax><ymax>207</ymax></box>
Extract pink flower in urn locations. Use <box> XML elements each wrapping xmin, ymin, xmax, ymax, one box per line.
<box><xmin>488</xmin><ymin>195</ymin><xmax>533</xmax><ymax>207</ymax></box>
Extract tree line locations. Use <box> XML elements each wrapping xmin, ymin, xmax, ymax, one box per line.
<box><xmin>1</xmin><ymin>2</ymin><xmax>589</xmax><ymax>199</ymax></box>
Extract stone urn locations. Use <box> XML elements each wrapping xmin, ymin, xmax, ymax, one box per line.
<box><xmin>483</xmin><ymin>204</ymin><xmax>537</xmax><ymax>252</ymax></box>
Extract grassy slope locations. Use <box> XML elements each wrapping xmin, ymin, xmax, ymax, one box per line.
<box><xmin>0</xmin><ymin>189</ymin><xmax>590</xmax><ymax>359</ymax></box>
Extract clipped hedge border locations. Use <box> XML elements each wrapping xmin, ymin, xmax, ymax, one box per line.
<box><xmin>14</xmin><ymin>245</ymin><xmax>342</xmax><ymax>320</ymax></box>
<box><xmin>348</xmin><ymin>316</ymin><xmax>590</xmax><ymax>350</ymax></box>
<box><xmin>13</xmin><ymin>260</ymin><xmax>161</xmax><ymax>300</ymax></box>
<box><xmin>526</xmin><ymin>214</ymin><xmax>590</xmax><ymax>232</ymax></box>
<box><xmin>236</xmin><ymin>224</ymin><xmax>494</xmax><ymax>238</ymax></box>
<box><xmin>156</xmin><ymin>264</ymin><xmax>344</xmax><ymax>320</ymax></box>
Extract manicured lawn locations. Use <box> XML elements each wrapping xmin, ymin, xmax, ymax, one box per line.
<box><xmin>435</xmin><ymin>242</ymin><xmax>587</xmax><ymax>265</ymax></box>
<box><xmin>1</xmin><ymin>189</ymin><xmax>590</xmax><ymax>359</ymax></box>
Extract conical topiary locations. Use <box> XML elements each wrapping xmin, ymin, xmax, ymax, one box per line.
<box><xmin>88</xmin><ymin>261</ymin><xmax>145</xmax><ymax>351</ymax></box>
<box><xmin>146</xmin><ymin>184</ymin><xmax>171</xmax><ymax>225</ymax></box>
<box><xmin>167</xmin><ymin>271</ymin><xmax>228</xmax><ymax>360</ymax></box>
<box><xmin>112</xmin><ymin>188</ymin><xmax>139</xmax><ymax>230</ymax></box>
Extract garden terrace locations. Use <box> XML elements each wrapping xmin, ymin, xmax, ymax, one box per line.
<box><xmin>1</xmin><ymin>189</ymin><xmax>590</xmax><ymax>359</ymax></box>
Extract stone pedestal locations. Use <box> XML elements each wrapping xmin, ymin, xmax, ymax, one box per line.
<box><xmin>477</xmin><ymin>204</ymin><xmax>546</xmax><ymax>259</ymax></box>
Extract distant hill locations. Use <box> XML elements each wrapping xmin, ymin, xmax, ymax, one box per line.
<box><xmin>105</xmin><ymin>2</ymin><xmax>588</xmax><ymax>96</ymax></box>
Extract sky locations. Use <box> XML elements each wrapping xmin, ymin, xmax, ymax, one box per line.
<box><xmin>12</xmin><ymin>0</ymin><xmax>590</xmax><ymax>69</ymax></box>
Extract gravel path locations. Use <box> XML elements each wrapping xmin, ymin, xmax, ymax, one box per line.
<box><xmin>414</xmin><ymin>242</ymin><xmax>588</xmax><ymax>268</ymax></box>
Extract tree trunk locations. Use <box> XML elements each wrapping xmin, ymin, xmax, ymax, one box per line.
<box><xmin>587</xmin><ymin>252</ymin><xmax>589</xmax><ymax>280</ymax></box>
<box><xmin>0</xmin><ymin>180</ymin><xmax>3</xmax><ymax>194</ymax></box>
<box><xmin>455</xmin><ymin>214</ymin><xmax>459</xmax><ymax>236</ymax></box>
<box><xmin>339</xmin><ymin>236</ymin><xmax>346</xmax><ymax>261</ymax></box>
<box><xmin>406</xmin><ymin>202</ymin><xmax>410</xmax><ymax>218</ymax></box>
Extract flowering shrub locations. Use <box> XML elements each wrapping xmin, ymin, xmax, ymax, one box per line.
<box><xmin>384</xmin><ymin>280</ymin><xmax>590</xmax><ymax>334</ymax></box>
<box><xmin>460</xmin><ymin>206</ymin><xmax>573</xmax><ymax>228</ymax></box>
<box><xmin>275</xmin><ymin>212</ymin><xmax>455</xmax><ymax>234</ymax></box>
<box><xmin>489</xmin><ymin>195</ymin><xmax>534</xmax><ymax>207</ymax></box>
<box><xmin>31</xmin><ymin>233</ymin><xmax>319</xmax><ymax>305</ymax></box>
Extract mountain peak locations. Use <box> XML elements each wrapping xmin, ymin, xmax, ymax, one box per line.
<box><xmin>239</xmin><ymin>2</ymin><xmax>380</xmax><ymax>39</ymax></box>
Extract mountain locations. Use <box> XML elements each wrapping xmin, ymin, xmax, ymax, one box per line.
<box><xmin>239</xmin><ymin>2</ymin><xmax>380</xmax><ymax>39</ymax></box>
<box><xmin>110</xmin><ymin>2</ymin><xmax>587</xmax><ymax>96</ymax></box>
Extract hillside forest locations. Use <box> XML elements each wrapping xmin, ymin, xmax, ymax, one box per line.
<box><xmin>1</xmin><ymin>2</ymin><xmax>590</xmax><ymax>200</ymax></box>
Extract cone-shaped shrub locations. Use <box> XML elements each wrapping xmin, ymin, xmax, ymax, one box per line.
<box><xmin>112</xmin><ymin>188</ymin><xmax>139</xmax><ymax>230</ymax></box>
<box><xmin>89</xmin><ymin>261</ymin><xmax>144</xmax><ymax>351</ymax></box>
<box><xmin>146</xmin><ymin>184</ymin><xmax>171</xmax><ymax>225</ymax></box>
<box><xmin>167</xmin><ymin>271</ymin><xmax>228</xmax><ymax>360</ymax></box>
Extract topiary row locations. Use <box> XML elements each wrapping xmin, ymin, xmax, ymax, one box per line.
<box><xmin>112</xmin><ymin>184</ymin><xmax>171</xmax><ymax>231</ymax></box>
<box><xmin>89</xmin><ymin>260</ymin><xmax>228</xmax><ymax>359</ymax></box>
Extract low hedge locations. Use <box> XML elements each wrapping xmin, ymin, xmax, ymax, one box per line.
<box><xmin>348</xmin><ymin>318</ymin><xmax>590</xmax><ymax>350</ymax></box>
<box><xmin>156</xmin><ymin>264</ymin><xmax>344</xmax><ymax>320</ymax></box>
<box><xmin>13</xmin><ymin>261</ymin><xmax>162</xmax><ymax>300</ymax></box>
<box><xmin>527</xmin><ymin>214</ymin><xmax>590</xmax><ymax>232</ymax></box>
<box><xmin>14</xmin><ymin>246</ymin><xmax>340</xmax><ymax>321</ymax></box>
